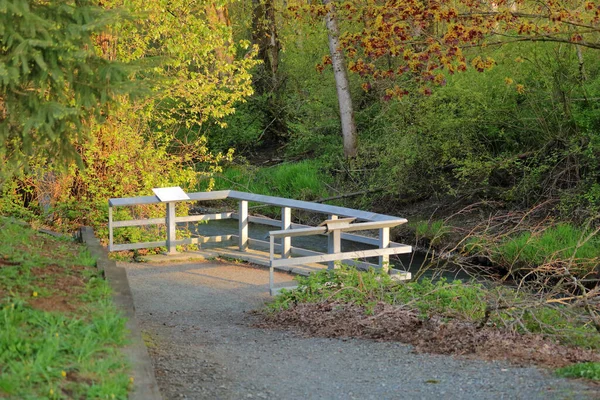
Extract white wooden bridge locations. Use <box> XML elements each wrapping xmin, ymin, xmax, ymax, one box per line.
<box><xmin>108</xmin><ymin>189</ymin><xmax>412</xmax><ymax>294</ymax></box>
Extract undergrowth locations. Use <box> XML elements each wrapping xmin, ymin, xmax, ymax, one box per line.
<box><xmin>267</xmin><ymin>267</ymin><xmax>600</xmax><ymax>350</ymax></box>
<box><xmin>214</xmin><ymin>160</ymin><xmax>331</xmax><ymax>201</ymax></box>
<box><xmin>465</xmin><ymin>223</ymin><xmax>600</xmax><ymax>276</ymax></box>
<box><xmin>556</xmin><ymin>362</ymin><xmax>600</xmax><ymax>381</ymax></box>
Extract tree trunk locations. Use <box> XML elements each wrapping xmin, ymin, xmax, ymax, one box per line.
<box><xmin>252</xmin><ymin>0</ymin><xmax>286</xmax><ymax>147</ymax></box>
<box><xmin>206</xmin><ymin>3</ymin><xmax>234</xmax><ymax>64</ymax></box>
<box><xmin>323</xmin><ymin>0</ymin><xmax>357</xmax><ymax>158</ymax></box>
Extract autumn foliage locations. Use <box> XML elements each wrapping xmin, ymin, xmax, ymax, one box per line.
<box><xmin>294</xmin><ymin>0</ymin><xmax>600</xmax><ymax>98</ymax></box>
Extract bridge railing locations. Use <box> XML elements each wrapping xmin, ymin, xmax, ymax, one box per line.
<box><xmin>108</xmin><ymin>189</ymin><xmax>412</xmax><ymax>291</ymax></box>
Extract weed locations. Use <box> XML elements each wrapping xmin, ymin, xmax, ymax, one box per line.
<box><xmin>411</xmin><ymin>219</ymin><xmax>452</xmax><ymax>246</ymax></box>
<box><xmin>556</xmin><ymin>362</ymin><xmax>600</xmax><ymax>381</ymax></box>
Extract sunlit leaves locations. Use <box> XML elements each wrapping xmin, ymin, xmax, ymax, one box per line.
<box><xmin>290</xmin><ymin>0</ymin><xmax>600</xmax><ymax>100</ymax></box>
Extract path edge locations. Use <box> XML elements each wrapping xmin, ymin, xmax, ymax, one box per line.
<box><xmin>78</xmin><ymin>226</ymin><xmax>162</xmax><ymax>400</ymax></box>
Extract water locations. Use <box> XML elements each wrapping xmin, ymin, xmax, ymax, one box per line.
<box><xmin>188</xmin><ymin>219</ymin><xmax>470</xmax><ymax>281</ymax></box>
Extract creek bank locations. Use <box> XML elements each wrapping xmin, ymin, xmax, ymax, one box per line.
<box><xmin>258</xmin><ymin>301</ymin><xmax>600</xmax><ymax>369</ymax></box>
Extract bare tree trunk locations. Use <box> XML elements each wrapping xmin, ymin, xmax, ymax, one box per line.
<box><xmin>252</xmin><ymin>0</ymin><xmax>286</xmax><ymax>147</ymax></box>
<box><xmin>206</xmin><ymin>3</ymin><xmax>234</xmax><ymax>64</ymax></box>
<box><xmin>323</xmin><ymin>0</ymin><xmax>357</xmax><ymax>158</ymax></box>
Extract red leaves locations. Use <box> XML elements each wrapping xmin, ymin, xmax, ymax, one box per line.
<box><xmin>294</xmin><ymin>0</ymin><xmax>598</xmax><ymax>101</ymax></box>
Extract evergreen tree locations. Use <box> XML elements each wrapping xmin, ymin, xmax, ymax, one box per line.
<box><xmin>0</xmin><ymin>0</ymin><xmax>132</xmax><ymax>182</ymax></box>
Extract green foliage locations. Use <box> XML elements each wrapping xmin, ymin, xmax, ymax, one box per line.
<box><xmin>213</xmin><ymin>160</ymin><xmax>331</xmax><ymax>201</ymax></box>
<box><xmin>467</xmin><ymin>223</ymin><xmax>599</xmax><ymax>274</ymax></box>
<box><xmin>0</xmin><ymin>219</ymin><xmax>130</xmax><ymax>399</ymax></box>
<box><xmin>411</xmin><ymin>219</ymin><xmax>451</xmax><ymax>246</ymax></box>
<box><xmin>269</xmin><ymin>267</ymin><xmax>487</xmax><ymax>321</ymax></box>
<box><xmin>556</xmin><ymin>362</ymin><xmax>600</xmax><ymax>381</ymax></box>
<box><xmin>106</xmin><ymin>0</ymin><xmax>259</xmax><ymax>128</ymax></box>
<box><xmin>0</xmin><ymin>0</ymin><xmax>134</xmax><ymax>182</ymax></box>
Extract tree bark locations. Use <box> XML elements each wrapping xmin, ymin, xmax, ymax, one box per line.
<box><xmin>206</xmin><ymin>3</ymin><xmax>234</xmax><ymax>64</ymax></box>
<box><xmin>323</xmin><ymin>0</ymin><xmax>357</xmax><ymax>158</ymax></box>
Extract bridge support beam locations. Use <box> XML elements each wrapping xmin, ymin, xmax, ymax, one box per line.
<box><xmin>379</xmin><ymin>227</ymin><xmax>390</xmax><ymax>273</ymax></box>
<box><xmin>166</xmin><ymin>202</ymin><xmax>177</xmax><ymax>255</ymax></box>
<box><xmin>327</xmin><ymin>215</ymin><xmax>340</xmax><ymax>269</ymax></box>
<box><xmin>281</xmin><ymin>207</ymin><xmax>291</xmax><ymax>259</ymax></box>
<box><xmin>239</xmin><ymin>200</ymin><xmax>248</xmax><ymax>251</ymax></box>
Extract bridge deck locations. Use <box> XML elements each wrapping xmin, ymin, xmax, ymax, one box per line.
<box><xmin>141</xmin><ymin>244</ymin><xmax>410</xmax><ymax>293</ymax></box>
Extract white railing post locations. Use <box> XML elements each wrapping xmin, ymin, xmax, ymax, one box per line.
<box><xmin>269</xmin><ymin>235</ymin><xmax>275</xmax><ymax>295</ymax></box>
<box><xmin>327</xmin><ymin>215</ymin><xmax>340</xmax><ymax>269</ymax></box>
<box><xmin>166</xmin><ymin>202</ymin><xmax>177</xmax><ymax>254</ymax></box>
<box><xmin>281</xmin><ymin>207</ymin><xmax>291</xmax><ymax>258</ymax></box>
<box><xmin>108</xmin><ymin>206</ymin><xmax>114</xmax><ymax>251</ymax></box>
<box><xmin>239</xmin><ymin>200</ymin><xmax>248</xmax><ymax>251</ymax></box>
<box><xmin>379</xmin><ymin>227</ymin><xmax>390</xmax><ymax>273</ymax></box>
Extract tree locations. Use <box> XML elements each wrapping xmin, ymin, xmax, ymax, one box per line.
<box><xmin>323</xmin><ymin>0</ymin><xmax>357</xmax><ymax>158</ymax></box>
<box><xmin>0</xmin><ymin>0</ymin><xmax>132</xmax><ymax>183</ymax></box>
<box><xmin>308</xmin><ymin>0</ymin><xmax>600</xmax><ymax>98</ymax></box>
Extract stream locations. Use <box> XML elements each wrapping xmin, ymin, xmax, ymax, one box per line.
<box><xmin>189</xmin><ymin>219</ymin><xmax>471</xmax><ymax>281</ymax></box>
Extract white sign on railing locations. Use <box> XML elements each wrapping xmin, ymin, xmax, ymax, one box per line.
<box><xmin>152</xmin><ymin>187</ymin><xmax>190</xmax><ymax>202</ymax></box>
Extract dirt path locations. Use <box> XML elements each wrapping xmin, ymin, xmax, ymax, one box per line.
<box><xmin>120</xmin><ymin>260</ymin><xmax>598</xmax><ymax>400</ymax></box>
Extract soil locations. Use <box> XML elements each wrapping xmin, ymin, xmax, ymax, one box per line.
<box><xmin>258</xmin><ymin>301</ymin><xmax>600</xmax><ymax>369</ymax></box>
<box><xmin>28</xmin><ymin>264</ymin><xmax>89</xmax><ymax>312</ymax></box>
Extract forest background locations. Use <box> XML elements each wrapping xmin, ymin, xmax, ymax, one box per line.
<box><xmin>1</xmin><ymin>0</ymin><xmax>600</xmax><ymax>288</ymax></box>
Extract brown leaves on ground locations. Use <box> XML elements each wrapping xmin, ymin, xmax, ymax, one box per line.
<box><xmin>259</xmin><ymin>301</ymin><xmax>600</xmax><ymax>369</ymax></box>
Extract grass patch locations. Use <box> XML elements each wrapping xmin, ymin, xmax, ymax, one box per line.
<box><xmin>465</xmin><ymin>223</ymin><xmax>599</xmax><ymax>275</ymax></box>
<box><xmin>410</xmin><ymin>219</ymin><xmax>451</xmax><ymax>246</ymax></box>
<box><xmin>556</xmin><ymin>362</ymin><xmax>600</xmax><ymax>381</ymax></box>
<box><xmin>268</xmin><ymin>267</ymin><xmax>487</xmax><ymax>320</ymax></box>
<box><xmin>214</xmin><ymin>160</ymin><xmax>331</xmax><ymax>201</ymax></box>
<box><xmin>0</xmin><ymin>219</ymin><xmax>131</xmax><ymax>399</ymax></box>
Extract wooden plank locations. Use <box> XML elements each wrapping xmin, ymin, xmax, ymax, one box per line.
<box><xmin>174</xmin><ymin>235</ymin><xmax>233</xmax><ymax>245</ymax></box>
<box><xmin>270</xmin><ymin>226</ymin><xmax>327</xmax><ymax>238</ymax></box>
<box><xmin>112</xmin><ymin>241</ymin><xmax>166</xmax><ymax>251</ymax></box>
<box><xmin>112</xmin><ymin>218</ymin><xmax>166</xmax><ymax>228</ymax></box>
<box><xmin>379</xmin><ymin>227</ymin><xmax>390</xmax><ymax>271</ymax></box>
<box><xmin>268</xmin><ymin>220</ymin><xmax>403</xmax><ymax>239</ymax></box>
<box><xmin>231</xmin><ymin>213</ymin><xmax>381</xmax><ymax>246</ymax></box>
<box><xmin>328</xmin><ymin>215</ymin><xmax>340</xmax><ymax>270</ymax></box>
<box><xmin>109</xmin><ymin>190</ymin><xmax>408</xmax><ymax>225</ymax></box>
<box><xmin>166</xmin><ymin>202</ymin><xmax>177</xmax><ymax>254</ymax></box>
<box><xmin>109</xmin><ymin>195</ymin><xmax>160</xmax><ymax>207</ymax></box>
<box><xmin>186</xmin><ymin>190</ymin><xmax>231</xmax><ymax>201</ymax></box>
<box><xmin>239</xmin><ymin>200</ymin><xmax>248</xmax><ymax>251</ymax></box>
<box><xmin>175</xmin><ymin>213</ymin><xmax>233</xmax><ymax>223</ymax></box>
<box><xmin>248</xmin><ymin>239</ymin><xmax>379</xmax><ymax>270</ymax></box>
<box><xmin>228</xmin><ymin>190</ymin><xmax>406</xmax><ymax>223</ymax></box>
<box><xmin>281</xmin><ymin>207</ymin><xmax>291</xmax><ymax>259</ymax></box>
<box><xmin>271</xmin><ymin>245</ymin><xmax>412</xmax><ymax>268</ymax></box>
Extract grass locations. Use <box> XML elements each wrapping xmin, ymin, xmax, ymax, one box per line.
<box><xmin>411</xmin><ymin>219</ymin><xmax>451</xmax><ymax>246</ymax></box>
<box><xmin>466</xmin><ymin>223</ymin><xmax>600</xmax><ymax>274</ymax></box>
<box><xmin>268</xmin><ymin>267</ymin><xmax>487</xmax><ymax>320</ymax></box>
<box><xmin>268</xmin><ymin>267</ymin><xmax>600</xmax><ymax>350</ymax></box>
<box><xmin>213</xmin><ymin>160</ymin><xmax>331</xmax><ymax>201</ymax></box>
<box><xmin>556</xmin><ymin>362</ymin><xmax>600</xmax><ymax>381</ymax></box>
<box><xmin>0</xmin><ymin>219</ymin><xmax>131</xmax><ymax>399</ymax></box>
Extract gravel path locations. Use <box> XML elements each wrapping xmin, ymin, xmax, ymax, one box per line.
<box><xmin>120</xmin><ymin>260</ymin><xmax>598</xmax><ymax>400</ymax></box>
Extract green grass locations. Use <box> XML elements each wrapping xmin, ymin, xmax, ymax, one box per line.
<box><xmin>411</xmin><ymin>219</ymin><xmax>451</xmax><ymax>246</ymax></box>
<box><xmin>466</xmin><ymin>223</ymin><xmax>600</xmax><ymax>274</ymax></box>
<box><xmin>0</xmin><ymin>219</ymin><xmax>131</xmax><ymax>399</ymax></box>
<box><xmin>214</xmin><ymin>160</ymin><xmax>331</xmax><ymax>201</ymax></box>
<box><xmin>268</xmin><ymin>267</ymin><xmax>600</xmax><ymax>350</ymax></box>
<box><xmin>268</xmin><ymin>267</ymin><xmax>488</xmax><ymax>320</ymax></box>
<box><xmin>556</xmin><ymin>362</ymin><xmax>600</xmax><ymax>381</ymax></box>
